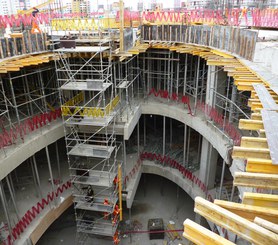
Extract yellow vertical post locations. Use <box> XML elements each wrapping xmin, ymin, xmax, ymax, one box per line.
<box><xmin>118</xmin><ymin>164</ymin><xmax>123</xmax><ymax>221</ymax></box>
<box><xmin>119</xmin><ymin>0</ymin><xmax>124</xmax><ymax>52</ymax></box>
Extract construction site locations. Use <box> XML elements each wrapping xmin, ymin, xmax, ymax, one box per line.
<box><xmin>0</xmin><ymin>0</ymin><xmax>278</xmax><ymax>244</ymax></box>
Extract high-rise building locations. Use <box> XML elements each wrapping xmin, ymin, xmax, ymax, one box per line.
<box><xmin>0</xmin><ymin>0</ymin><xmax>31</xmax><ymax>15</ymax></box>
<box><xmin>174</xmin><ymin>0</ymin><xmax>181</xmax><ymax>9</ymax></box>
<box><xmin>72</xmin><ymin>0</ymin><xmax>90</xmax><ymax>14</ymax></box>
<box><xmin>138</xmin><ymin>0</ymin><xmax>144</xmax><ymax>12</ymax></box>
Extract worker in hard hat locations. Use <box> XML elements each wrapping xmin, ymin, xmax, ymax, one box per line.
<box><xmin>112</xmin><ymin>204</ymin><xmax>120</xmax><ymax>225</ymax></box>
<box><xmin>113</xmin><ymin>231</ymin><xmax>120</xmax><ymax>245</ymax></box>
<box><xmin>103</xmin><ymin>198</ymin><xmax>110</xmax><ymax>220</ymax></box>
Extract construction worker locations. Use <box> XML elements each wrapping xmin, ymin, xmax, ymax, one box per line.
<box><xmin>31</xmin><ymin>7</ymin><xmax>41</xmax><ymax>33</ymax></box>
<box><xmin>85</xmin><ymin>185</ymin><xmax>94</xmax><ymax>205</ymax></box>
<box><xmin>112</xmin><ymin>204</ymin><xmax>120</xmax><ymax>225</ymax></box>
<box><xmin>103</xmin><ymin>198</ymin><xmax>110</xmax><ymax>220</ymax></box>
<box><xmin>113</xmin><ymin>175</ymin><xmax>118</xmax><ymax>189</ymax></box>
<box><xmin>113</xmin><ymin>231</ymin><xmax>120</xmax><ymax>245</ymax></box>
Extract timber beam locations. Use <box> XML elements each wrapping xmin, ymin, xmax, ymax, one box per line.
<box><xmin>183</xmin><ymin>219</ymin><xmax>235</xmax><ymax>245</ymax></box>
<box><xmin>240</xmin><ymin>137</ymin><xmax>268</xmax><ymax>148</ymax></box>
<box><xmin>254</xmin><ymin>217</ymin><xmax>278</xmax><ymax>234</ymax></box>
<box><xmin>239</xmin><ymin>119</ymin><xmax>264</xmax><ymax>131</ymax></box>
<box><xmin>233</xmin><ymin>172</ymin><xmax>278</xmax><ymax>189</ymax></box>
<box><xmin>232</xmin><ymin>146</ymin><xmax>270</xmax><ymax>160</ymax></box>
<box><xmin>214</xmin><ymin>199</ymin><xmax>278</xmax><ymax>224</ymax></box>
<box><xmin>251</xmin><ymin>113</ymin><xmax>262</xmax><ymax>120</ymax></box>
<box><xmin>246</xmin><ymin>158</ymin><xmax>278</xmax><ymax>174</ymax></box>
<box><xmin>194</xmin><ymin>197</ymin><xmax>278</xmax><ymax>245</ymax></box>
<box><xmin>243</xmin><ymin>193</ymin><xmax>278</xmax><ymax>210</ymax></box>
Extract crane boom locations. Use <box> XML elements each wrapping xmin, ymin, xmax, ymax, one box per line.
<box><xmin>18</xmin><ymin>0</ymin><xmax>55</xmax><ymax>15</ymax></box>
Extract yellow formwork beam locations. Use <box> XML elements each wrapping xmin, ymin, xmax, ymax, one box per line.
<box><xmin>251</xmin><ymin>113</ymin><xmax>262</xmax><ymax>120</ymax></box>
<box><xmin>259</xmin><ymin>129</ymin><xmax>266</xmax><ymax>138</ymax></box>
<box><xmin>238</xmin><ymin>119</ymin><xmax>264</xmax><ymax>130</ymax></box>
<box><xmin>214</xmin><ymin>199</ymin><xmax>278</xmax><ymax>224</ymax></box>
<box><xmin>183</xmin><ymin>219</ymin><xmax>235</xmax><ymax>245</ymax></box>
<box><xmin>246</xmin><ymin>158</ymin><xmax>278</xmax><ymax>174</ymax></box>
<box><xmin>243</xmin><ymin>193</ymin><xmax>278</xmax><ymax>210</ymax></box>
<box><xmin>254</xmin><ymin>217</ymin><xmax>278</xmax><ymax>234</ymax></box>
<box><xmin>194</xmin><ymin>197</ymin><xmax>278</xmax><ymax>245</ymax></box>
<box><xmin>237</xmin><ymin>83</ymin><xmax>258</xmax><ymax>91</ymax></box>
<box><xmin>211</xmin><ymin>50</ymin><xmax>234</xmax><ymax>59</ymax></box>
<box><xmin>232</xmin><ymin>146</ymin><xmax>271</xmax><ymax>160</ymax></box>
<box><xmin>240</xmin><ymin>137</ymin><xmax>268</xmax><ymax>148</ymax></box>
<box><xmin>234</xmin><ymin>172</ymin><xmax>278</xmax><ymax>189</ymax></box>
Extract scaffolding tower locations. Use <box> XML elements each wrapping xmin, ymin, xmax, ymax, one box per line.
<box><xmin>55</xmin><ymin>39</ymin><xmax>122</xmax><ymax>244</ymax></box>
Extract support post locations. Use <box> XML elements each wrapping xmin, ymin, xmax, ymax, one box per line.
<box><xmin>163</xmin><ymin>116</ymin><xmax>166</xmax><ymax>157</ymax></box>
<box><xmin>183</xmin><ymin>125</ymin><xmax>187</xmax><ymax>166</ymax></box>
<box><xmin>137</xmin><ymin>121</ymin><xmax>140</xmax><ymax>157</ymax></box>
<box><xmin>218</xmin><ymin>159</ymin><xmax>226</xmax><ymax>199</ymax></box>
<box><xmin>0</xmin><ymin>181</ymin><xmax>13</xmax><ymax>241</ymax></box>
<box><xmin>45</xmin><ymin>146</ymin><xmax>56</xmax><ymax>204</ymax></box>
<box><xmin>194</xmin><ymin>56</ymin><xmax>200</xmax><ymax>114</ymax></box>
<box><xmin>143</xmin><ymin>115</ymin><xmax>146</xmax><ymax>147</ymax></box>
<box><xmin>32</xmin><ymin>155</ymin><xmax>42</xmax><ymax>198</ymax></box>
<box><xmin>55</xmin><ymin>141</ymin><xmax>61</xmax><ymax>181</ymax></box>
<box><xmin>170</xmin><ymin>118</ymin><xmax>172</xmax><ymax>149</ymax></box>
<box><xmin>6</xmin><ymin>176</ymin><xmax>20</xmax><ymax>221</ymax></box>
<box><xmin>186</xmin><ymin>127</ymin><xmax>191</xmax><ymax>167</ymax></box>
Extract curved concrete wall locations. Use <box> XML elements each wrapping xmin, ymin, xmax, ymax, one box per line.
<box><xmin>141</xmin><ymin>100</ymin><xmax>231</xmax><ymax>162</ymax></box>
<box><xmin>142</xmin><ymin>161</ymin><xmax>206</xmax><ymax>200</ymax></box>
<box><xmin>0</xmin><ymin>120</ymin><xmax>64</xmax><ymax>180</ymax></box>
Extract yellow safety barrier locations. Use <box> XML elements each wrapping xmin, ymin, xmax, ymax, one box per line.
<box><xmin>61</xmin><ymin>95</ymin><xmax>120</xmax><ymax>117</ymax></box>
<box><xmin>51</xmin><ymin>18</ymin><xmax>136</xmax><ymax>31</ymax></box>
<box><xmin>63</xmin><ymin>92</ymin><xmax>84</xmax><ymax>107</ymax></box>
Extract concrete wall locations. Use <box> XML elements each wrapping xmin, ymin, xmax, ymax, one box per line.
<box><xmin>254</xmin><ymin>42</ymin><xmax>278</xmax><ymax>76</ymax></box>
<box><xmin>0</xmin><ymin>121</ymin><xmax>64</xmax><ymax>180</ymax></box>
<box><xmin>141</xmin><ymin>100</ymin><xmax>231</xmax><ymax>163</ymax></box>
<box><xmin>142</xmin><ymin>161</ymin><xmax>206</xmax><ymax>201</ymax></box>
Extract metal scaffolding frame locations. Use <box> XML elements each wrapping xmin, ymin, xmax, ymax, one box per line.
<box><xmin>54</xmin><ymin>38</ymin><xmax>123</xmax><ymax>244</ymax></box>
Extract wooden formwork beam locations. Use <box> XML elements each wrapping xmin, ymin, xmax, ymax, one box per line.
<box><xmin>243</xmin><ymin>193</ymin><xmax>278</xmax><ymax>210</ymax></box>
<box><xmin>214</xmin><ymin>199</ymin><xmax>278</xmax><ymax>224</ymax></box>
<box><xmin>259</xmin><ymin>129</ymin><xmax>266</xmax><ymax>138</ymax></box>
<box><xmin>240</xmin><ymin>137</ymin><xmax>268</xmax><ymax>148</ymax></box>
<box><xmin>254</xmin><ymin>217</ymin><xmax>278</xmax><ymax>234</ymax></box>
<box><xmin>251</xmin><ymin>113</ymin><xmax>262</xmax><ymax>120</ymax></box>
<box><xmin>232</xmin><ymin>146</ymin><xmax>271</xmax><ymax>160</ymax></box>
<box><xmin>183</xmin><ymin>219</ymin><xmax>235</xmax><ymax>245</ymax></box>
<box><xmin>233</xmin><ymin>172</ymin><xmax>278</xmax><ymax>189</ymax></box>
<box><xmin>246</xmin><ymin>158</ymin><xmax>278</xmax><ymax>174</ymax></box>
<box><xmin>194</xmin><ymin>197</ymin><xmax>278</xmax><ymax>245</ymax></box>
<box><xmin>239</xmin><ymin>119</ymin><xmax>264</xmax><ymax>130</ymax></box>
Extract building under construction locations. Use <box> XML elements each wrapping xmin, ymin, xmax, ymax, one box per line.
<box><xmin>0</xmin><ymin>0</ymin><xmax>278</xmax><ymax>244</ymax></box>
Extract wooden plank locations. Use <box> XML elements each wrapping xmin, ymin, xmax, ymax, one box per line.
<box><xmin>253</xmin><ymin>84</ymin><xmax>278</xmax><ymax>110</ymax></box>
<box><xmin>251</xmin><ymin>113</ymin><xmax>262</xmax><ymax>120</ymax></box>
<box><xmin>194</xmin><ymin>197</ymin><xmax>278</xmax><ymax>245</ymax></box>
<box><xmin>238</xmin><ymin>119</ymin><xmax>264</xmax><ymax>130</ymax></box>
<box><xmin>183</xmin><ymin>219</ymin><xmax>235</xmax><ymax>245</ymax></box>
<box><xmin>243</xmin><ymin>193</ymin><xmax>278</xmax><ymax>210</ymax></box>
<box><xmin>240</xmin><ymin>137</ymin><xmax>268</xmax><ymax>148</ymax></box>
<box><xmin>234</xmin><ymin>172</ymin><xmax>278</xmax><ymax>189</ymax></box>
<box><xmin>254</xmin><ymin>217</ymin><xmax>278</xmax><ymax>234</ymax></box>
<box><xmin>214</xmin><ymin>199</ymin><xmax>278</xmax><ymax>224</ymax></box>
<box><xmin>232</xmin><ymin>146</ymin><xmax>270</xmax><ymax>159</ymax></box>
<box><xmin>246</xmin><ymin>158</ymin><xmax>278</xmax><ymax>174</ymax></box>
<box><xmin>261</xmin><ymin>110</ymin><xmax>278</xmax><ymax>165</ymax></box>
<box><xmin>30</xmin><ymin>195</ymin><xmax>73</xmax><ymax>244</ymax></box>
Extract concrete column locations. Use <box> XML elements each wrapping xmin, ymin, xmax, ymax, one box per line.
<box><xmin>199</xmin><ymin>137</ymin><xmax>218</xmax><ymax>189</ymax></box>
<box><xmin>205</xmin><ymin>65</ymin><xmax>216</xmax><ymax>107</ymax></box>
<box><xmin>163</xmin><ymin>116</ymin><xmax>166</xmax><ymax>156</ymax></box>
